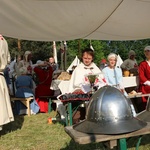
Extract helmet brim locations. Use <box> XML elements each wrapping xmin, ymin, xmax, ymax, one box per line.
<box><xmin>73</xmin><ymin>118</ymin><xmax>147</xmax><ymax>135</ymax></box>
<box><xmin>136</xmin><ymin>110</ymin><xmax>150</xmax><ymax>122</ymax></box>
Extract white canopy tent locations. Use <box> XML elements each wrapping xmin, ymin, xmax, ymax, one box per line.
<box><xmin>66</xmin><ymin>55</ymin><xmax>80</xmax><ymax>72</ymax></box>
<box><xmin>116</xmin><ymin>54</ymin><xmax>123</xmax><ymax>67</ymax></box>
<box><xmin>1</xmin><ymin>0</ymin><xmax>150</xmax><ymax>41</ymax></box>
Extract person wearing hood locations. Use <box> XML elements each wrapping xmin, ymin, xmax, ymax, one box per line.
<box><xmin>17</xmin><ymin>51</ymin><xmax>33</xmax><ymax>76</ymax></box>
<box><xmin>120</xmin><ymin>50</ymin><xmax>138</xmax><ymax>76</ymax></box>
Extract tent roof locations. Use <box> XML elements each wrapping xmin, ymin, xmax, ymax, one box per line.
<box><xmin>1</xmin><ymin>0</ymin><xmax>150</xmax><ymax>41</ymax></box>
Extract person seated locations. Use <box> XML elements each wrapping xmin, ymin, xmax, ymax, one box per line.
<box><xmin>58</xmin><ymin>48</ymin><xmax>106</xmax><ymax>124</ymax></box>
<box><xmin>120</xmin><ymin>50</ymin><xmax>138</xmax><ymax>76</ymax></box>
<box><xmin>34</xmin><ymin>60</ymin><xmax>54</xmax><ymax>113</ymax></box>
<box><xmin>18</xmin><ymin>51</ymin><xmax>33</xmax><ymax>76</ymax></box>
<box><xmin>14</xmin><ymin>67</ymin><xmax>40</xmax><ymax>115</ymax></box>
<box><xmin>49</xmin><ymin>56</ymin><xmax>59</xmax><ymax>71</ymax></box>
<box><xmin>102</xmin><ymin>53</ymin><xmax>136</xmax><ymax>116</ymax></box>
<box><xmin>99</xmin><ymin>59</ymin><xmax>108</xmax><ymax>70</ymax></box>
<box><xmin>68</xmin><ymin>48</ymin><xmax>106</xmax><ymax>93</ymax></box>
<box><xmin>139</xmin><ymin>46</ymin><xmax>150</xmax><ymax>110</ymax></box>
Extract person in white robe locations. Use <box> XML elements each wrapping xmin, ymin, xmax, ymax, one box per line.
<box><xmin>68</xmin><ymin>48</ymin><xmax>106</xmax><ymax>93</ymax></box>
<box><xmin>57</xmin><ymin>48</ymin><xmax>106</xmax><ymax>121</ymax></box>
<box><xmin>0</xmin><ymin>35</ymin><xmax>14</xmax><ymax>130</ymax></box>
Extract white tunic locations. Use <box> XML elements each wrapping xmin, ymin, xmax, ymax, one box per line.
<box><xmin>68</xmin><ymin>62</ymin><xmax>106</xmax><ymax>93</ymax></box>
<box><xmin>0</xmin><ymin>36</ymin><xmax>14</xmax><ymax>129</ymax></box>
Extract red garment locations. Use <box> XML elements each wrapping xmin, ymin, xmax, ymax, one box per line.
<box><xmin>139</xmin><ymin>61</ymin><xmax>150</xmax><ymax>103</ymax></box>
<box><xmin>34</xmin><ymin>66</ymin><xmax>54</xmax><ymax>113</ymax></box>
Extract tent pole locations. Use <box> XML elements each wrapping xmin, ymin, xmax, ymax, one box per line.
<box><xmin>18</xmin><ymin>39</ymin><xmax>21</xmax><ymax>51</ymax></box>
<box><xmin>64</xmin><ymin>41</ymin><xmax>67</xmax><ymax>71</ymax></box>
<box><xmin>78</xmin><ymin>39</ymin><xmax>81</xmax><ymax>56</ymax></box>
<box><xmin>60</xmin><ymin>41</ymin><xmax>64</xmax><ymax>70</ymax></box>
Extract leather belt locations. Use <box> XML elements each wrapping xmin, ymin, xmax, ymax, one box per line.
<box><xmin>0</xmin><ymin>73</ymin><xmax>4</xmax><ymax>77</ymax></box>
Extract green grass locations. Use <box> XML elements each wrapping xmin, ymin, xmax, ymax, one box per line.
<box><xmin>0</xmin><ymin>112</ymin><xmax>150</xmax><ymax>150</ymax></box>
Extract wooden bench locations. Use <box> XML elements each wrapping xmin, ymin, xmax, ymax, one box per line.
<box><xmin>10</xmin><ymin>97</ymin><xmax>33</xmax><ymax>116</ymax></box>
<box><xmin>65</xmin><ymin>122</ymin><xmax>150</xmax><ymax>150</ymax></box>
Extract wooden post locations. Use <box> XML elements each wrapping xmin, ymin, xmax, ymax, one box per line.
<box><xmin>18</xmin><ymin>39</ymin><xmax>21</xmax><ymax>51</ymax></box>
<box><xmin>64</xmin><ymin>41</ymin><xmax>67</xmax><ymax>71</ymax></box>
<box><xmin>78</xmin><ymin>39</ymin><xmax>81</xmax><ymax>57</ymax></box>
<box><xmin>60</xmin><ymin>41</ymin><xmax>64</xmax><ymax>70</ymax></box>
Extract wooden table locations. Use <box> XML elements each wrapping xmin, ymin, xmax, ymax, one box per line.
<box><xmin>62</xmin><ymin>94</ymin><xmax>150</xmax><ymax>126</ymax></box>
<box><xmin>60</xmin><ymin>93</ymin><xmax>91</xmax><ymax>126</ymax></box>
<box><xmin>127</xmin><ymin>93</ymin><xmax>150</xmax><ymax>99</ymax></box>
<box><xmin>65</xmin><ymin>122</ymin><xmax>150</xmax><ymax>150</ymax></box>
<box><xmin>62</xmin><ymin>100</ymin><xmax>89</xmax><ymax>126</ymax></box>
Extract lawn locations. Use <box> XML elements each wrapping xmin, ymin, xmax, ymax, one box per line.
<box><xmin>0</xmin><ymin>112</ymin><xmax>150</xmax><ymax>150</ymax></box>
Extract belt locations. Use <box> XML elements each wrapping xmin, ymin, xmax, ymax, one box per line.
<box><xmin>19</xmin><ymin>86</ymin><xmax>30</xmax><ymax>88</ymax></box>
<box><xmin>0</xmin><ymin>73</ymin><xmax>4</xmax><ymax>77</ymax></box>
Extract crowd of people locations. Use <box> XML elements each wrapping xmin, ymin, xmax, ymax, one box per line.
<box><xmin>1</xmin><ymin>33</ymin><xmax>150</xmax><ymax>129</ymax></box>
<box><xmin>58</xmin><ymin>47</ymin><xmax>150</xmax><ymax>123</ymax></box>
<box><xmin>3</xmin><ymin>48</ymin><xmax>58</xmax><ymax>116</ymax></box>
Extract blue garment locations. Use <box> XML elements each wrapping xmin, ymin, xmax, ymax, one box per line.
<box><xmin>102</xmin><ymin>66</ymin><xmax>123</xmax><ymax>86</ymax></box>
<box><xmin>102</xmin><ymin>66</ymin><xmax>128</xmax><ymax>96</ymax></box>
<box><xmin>14</xmin><ymin>75</ymin><xmax>39</xmax><ymax>115</ymax></box>
<box><xmin>4</xmin><ymin>67</ymin><xmax>10</xmax><ymax>86</ymax></box>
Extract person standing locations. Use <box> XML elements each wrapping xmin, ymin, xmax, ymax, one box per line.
<box><xmin>0</xmin><ymin>34</ymin><xmax>14</xmax><ymax>130</ymax></box>
<box><xmin>121</xmin><ymin>50</ymin><xmax>138</xmax><ymax>76</ymax></box>
<box><xmin>139</xmin><ymin>46</ymin><xmax>150</xmax><ymax>110</ymax></box>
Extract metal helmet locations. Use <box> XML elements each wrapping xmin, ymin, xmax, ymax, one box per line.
<box><xmin>136</xmin><ymin>98</ymin><xmax>150</xmax><ymax>122</ymax></box>
<box><xmin>73</xmin><ymin>86</ymin><xmax>147</xmax><ymax>134</ymax></box>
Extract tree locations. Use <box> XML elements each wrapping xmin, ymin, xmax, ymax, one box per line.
<box><xmin>4</xmin><ymin>36</ymin><xmax>150</xmax><ymax>67</ymax></box>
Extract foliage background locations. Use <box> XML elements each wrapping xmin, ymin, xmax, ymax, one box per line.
<box><xmin>5</xmin><ymin>37</ymin><xmax>150</xmax><ymax>69</ymax></box>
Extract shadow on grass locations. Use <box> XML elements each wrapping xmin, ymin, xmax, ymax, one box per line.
<box><xmin>61</xmin><ymin>135</ymin><xmax>150</xmax><ymax>150</ymax></box>
<box><xmin>60</xmin><ymin>139</ymin><xmax>117</xmax><ymax>150</ymax></box>
<box><xmin>0</xmin><ymin>115</ymin><xmax>24</xmax><ymax>136</ymax></box>
<box><xmin>126</xmin><ymin>135</ymin><xmax>150</xmax><ymax>149</ymax></box>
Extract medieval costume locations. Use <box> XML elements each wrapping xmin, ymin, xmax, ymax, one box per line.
<box><xmin>121</xmin><ymin>50</ymin><xmax>138</xmax><ymax>75</ymax></box>
<box><xmin>139</xmin><ymin>61</ymin><xmax>150</xmax><ymax>106</ymax></box>
<box><xmin>0</xmin><ymin>35</ymin><xmax>14</xmax><ymax>130</ymax></box>
<box><xmin>138</xmin><ymin>46</ymin><xmax>150</xmax><ymax>110</ymax></box>
<box><xmin>102</xmin><ymin>66</ymin><xmax>123</xmax><ymax>87</ymax></box>
<box><xmin>103</xmin><ymin>53</ymin><xmax>136</xmax><ymax>116</ymax></box>
<box><xmin>14</xmin><ymin>67</ymin><xmax>40</xmax><ymax>115</ymax></box>
<box><xmin>68</xmin><ymin>62</ymin><xmax>106</xmax><ymax>93</ymax></box>
<box><xmin>18</xmin><ymin>51</ymin><xmax>33</xmax><ymax>75</ymax></box>
<box><xmin>34</xmin><ymin>62</ymin><xmax>54</xmax><ymax>113</ymax></box>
